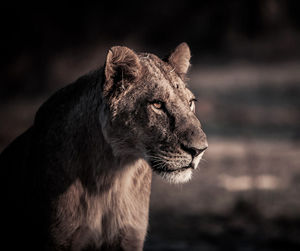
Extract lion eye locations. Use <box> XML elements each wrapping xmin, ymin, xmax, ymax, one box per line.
<box><xmin>189</xmin><ymin>99</ymin><xmax>196</xmax><ymax>112</ymax></box>
<box><xmin>152</xmin><ymin>101</ymin><xmax>163</xmax><ymax>109</ymax></box>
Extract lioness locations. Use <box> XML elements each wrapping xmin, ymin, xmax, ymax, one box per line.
<box><xmin>0</xmin><ymin>43</ymin><xmax>207</xmax><ymax>250</ymax></box>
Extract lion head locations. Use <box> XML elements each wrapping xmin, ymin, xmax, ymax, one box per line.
<box><xmin>100</xmin><ymin>43</ymin><xmax>207</xmax><ymax>183</ymax></box>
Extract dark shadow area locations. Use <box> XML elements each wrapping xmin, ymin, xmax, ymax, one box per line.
<box><xmin>1</xmin><ymin>1</ymin><xmax>300</xmax><ymax>99</ymax></box>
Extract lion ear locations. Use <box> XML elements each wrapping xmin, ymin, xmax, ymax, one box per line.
<box><xmin>168</xmin><ymin>42</ymin><xmax>191</xmax><ymax>76</ymax></box>
<box><xmin>104</xmin><ymin>46</ymin><xmax>141</xmax><ymax>95</ymax></box>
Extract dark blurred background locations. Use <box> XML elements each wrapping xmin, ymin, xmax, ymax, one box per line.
<box><xmin>1</xmin><ymin>1</ymin><xmax>300</xmax><ymax>250</ymax></box>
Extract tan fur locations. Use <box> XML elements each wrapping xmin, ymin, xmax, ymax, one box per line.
<box><xmin>50</xmin><ymin>159</ymin><xmax>152</xmax><ymax>250</ymax></box>
<box><xmin>104</xmin><ymin>46</ymin><xmax>142</xmax><ymax>99</ymax></box>
<box><xmin>168</xmin><ymin>42</ymin><xmax>191</xmax><ymax>76</ymax></box>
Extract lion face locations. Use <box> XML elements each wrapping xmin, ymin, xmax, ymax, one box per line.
<box><xmin>102</xmin><ymin>43</ymin><xmax>207</xmax><ymax>183</ymax></box>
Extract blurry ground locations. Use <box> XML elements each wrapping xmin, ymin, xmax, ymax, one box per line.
<box><xmin>147</xmin><ymin>138</ymin><xmax>300</xmax><ymax>251</ymax></box>
<box><xmin>1</xmin><ymin>59</ymin><xmax>299</xmax><ymax>250</ymax></box>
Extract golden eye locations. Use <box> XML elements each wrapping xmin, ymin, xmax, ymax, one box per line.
<box><xmin>189</xmin><ymin>99</ymin><xmax>196</xmax><ymax>112</ymax></box>
<box><xmin>152</xmin><ymin>101</ymin><xmax>163</xmax><ymax>109</ymax></box>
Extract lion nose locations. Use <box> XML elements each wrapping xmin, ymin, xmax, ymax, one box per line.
<box><xmin>181</xmin><ymin>144</ymin><xmax>208</xmax><ymax>158</ymax></box>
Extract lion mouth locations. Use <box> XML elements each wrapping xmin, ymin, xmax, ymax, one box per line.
<box><xmin>153</xmin><ymin>163</ymin><xmax>193</xmax><ymax>174</ymax></box>
<box><xmin>151</xmin><ymin>161</ymin><xmax>194</xmax><ymax>184</ymax></box>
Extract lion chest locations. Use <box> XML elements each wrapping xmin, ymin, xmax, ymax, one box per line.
<box><xmin>54</xmin><ymin>162</ymin><xmax>152</xmax><ymax>249</ymax></box>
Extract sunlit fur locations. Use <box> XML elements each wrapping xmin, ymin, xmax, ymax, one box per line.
<box><xmin>159</xmin><ymin>168</ymin><xmax>193</xmax><ymax>184</ymax></box>
<box><xmin>103</xmin><ymin>44</ymin><xmax>207</xmax><ymax>188</ymax></box>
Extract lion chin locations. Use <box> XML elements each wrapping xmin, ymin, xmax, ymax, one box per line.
<box><xmin>157</xmin><ymin>168</ymin><xmax>193</xmax><ymax>184</ymax></box>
